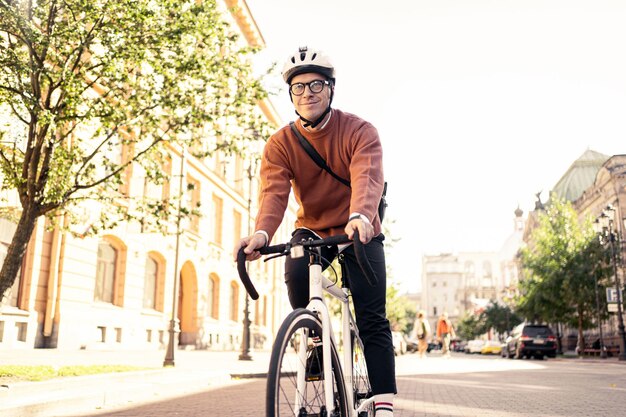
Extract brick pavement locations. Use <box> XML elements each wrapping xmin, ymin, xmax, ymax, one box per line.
<box><xmin>2</xmin><ymin>349</ymin><xmax>626</xmax><ymax>417</ymax></box>
<box><xmin>92</xmin><ymin>354</ymin><xmax>626</xmax><ymax>417</ymax></box>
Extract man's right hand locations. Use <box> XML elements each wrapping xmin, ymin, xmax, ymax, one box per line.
<box><xmin>232</xmin><ymin>233</ymin><xmax>267</xmax><ymax>262</ymax></box>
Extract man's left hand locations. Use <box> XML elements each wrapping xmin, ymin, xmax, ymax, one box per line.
<box><xmin>345</xmin><ymin>216</ymin><xmax>374</xmax><ymax>244</ymax></box>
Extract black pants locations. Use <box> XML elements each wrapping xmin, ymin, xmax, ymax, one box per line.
<box><xmin>284</xmin><ymin>228</ymin><xmax>397</xmax><ymax>395</ymax></box>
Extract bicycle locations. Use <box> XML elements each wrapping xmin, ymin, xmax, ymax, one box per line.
<box><xmin>237</xmin><ymin>230</ymin><xmax>378</xmax><ymax>417</ymax></box>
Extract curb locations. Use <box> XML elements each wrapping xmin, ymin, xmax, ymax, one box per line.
<box><xmin>0</xmin><ymin>367</ymin><xmax>235</xmax><ymax>417</ymax></box>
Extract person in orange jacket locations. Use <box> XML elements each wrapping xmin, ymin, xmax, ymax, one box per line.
<box><xmin>436</xmin><ymin>312</ymin><xmax>455</xmax><ymax>357</ymax></box>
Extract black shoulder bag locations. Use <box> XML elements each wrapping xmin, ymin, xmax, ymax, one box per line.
<box><xmin>289</xmin><ymin>122</ymin><xmax>388</xmax><ymax>222</ymax></box>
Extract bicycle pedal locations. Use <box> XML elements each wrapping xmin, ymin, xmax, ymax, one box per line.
<box><xmin>305</xmin><ymin>345</ymin><xmax>324</xmax><ymax>381</ymax></box>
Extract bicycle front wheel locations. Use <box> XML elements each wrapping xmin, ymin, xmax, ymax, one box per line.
<box><xmin>351</xmin><ymin>329</ymin><xmax>374</xmax><ymax>416</ymax></box>
<box><xmin>267</xmin><ymin>308</ymin><xmax>348</xmax><ymax>417</ymax></box>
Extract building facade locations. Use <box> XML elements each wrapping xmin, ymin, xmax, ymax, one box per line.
<box><xmin>420</xmin><ymin>209</ymin><xmax>525</xmax><ymax>330</ymax></box>
<box><xmin>0</xmin><ymin>1</ymin><xmax>297</xmax><ymax>353</ymax></box>
<box><xmin>521</xmin><ymin>150</ymin><xmax>626</xmax><ymax>350</ymax></box>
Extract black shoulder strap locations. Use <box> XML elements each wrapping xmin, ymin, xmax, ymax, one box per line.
<box><xmin>289</xmin><ymin>122</ymin><xmax>351</xmax><ymax>188</ymax></box>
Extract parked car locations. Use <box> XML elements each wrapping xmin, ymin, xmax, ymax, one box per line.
<box><xmin>450</xmin><ymin>338</ymin><xmax>464</xmax><ymax>352</ymax></box>
<box><xmin>480</xmin><ymin>340</ymin><xmax>503</xmax><ymax>355</ymax></box>
<box><xmin>452</xmin><ymin>339</ymin><xmax>467</xmax><ymax>352</ymax></box>
<box><xmin>428</xmin><ymin>340</ymin><xmax>441</xmax><ymax>352</ymax></box>
<box><xmin>504</xmin><ymin>323</ymin><xmax>557</xmax><ymax>359</ymax></box>
<box><xmin>392</xmin><ymin>331</ymin><xmax>407</xmax><ymax>355</ymax></box>
<box><xmin>501</xmin><ymin>336</ymin><xmax>512</xmax><ymax>357</ymax></box>
<box><xmin>464</xmin><ymin>339</ymin><xmax>485</xmax><ymax>354</ymax></box>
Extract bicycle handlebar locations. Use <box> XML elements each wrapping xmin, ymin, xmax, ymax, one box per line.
<box><xmin>236</xmin><ymin>230</ymin><xmax>379</xmax><ymax>300</ymax></box>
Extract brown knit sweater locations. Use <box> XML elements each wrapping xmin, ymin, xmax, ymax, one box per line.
<box><xmin>255</xmin><ymin>109</ymin><xmax>385</xmax><ymax>242</ymax></box>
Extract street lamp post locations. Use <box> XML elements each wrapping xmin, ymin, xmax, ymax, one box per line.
<box><xmin>598</xmin><ymin>205</ymin><xmax>626</xmax><ymax>361</ymax></box>
<box><xmin>239</xmin><ymin>160</ymin><xmax>257</xmax><ymax>361</ymax></box>
<box><xmin>164</xmin><ymin>147</ymin><xmax>186</xmax><ymax>367</ymax></box>
<box><xmin>591</xmin><ymin>249</ymin><xmax>608</xmax><ymax>358</ymax></box>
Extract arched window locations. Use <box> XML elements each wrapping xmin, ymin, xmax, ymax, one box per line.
<box><xmin>144</xmin><ymin>256</ymin><xmax>158</xmax><ymax>309</ymax></box>
<box><xmin>229</xmin><ymin>281</ymin><xmax>239</xmax><ymax>322</ymax></box>
<box><xmin>483</xmin><ymin>261</ymin><xmax>492</xmax><ymax>278</ymax></box>
<box><xmin>464</xmin><ymin>261</ymin><xmax>475</xmax><ymax>286</ymax></box>
<box><xmin>94</xmin><ymin>236</ymin><xmax>127</xmax><ymax>306</ymax></box>
<box><xmin>95</xmin><ymin>242</ymin><xmax>117</xmax><ymax>303</ymax></box>
<box><xmin>208</xmin><ymin>274</ymin><xmax>220</xmax><ymax>319</ymax></box>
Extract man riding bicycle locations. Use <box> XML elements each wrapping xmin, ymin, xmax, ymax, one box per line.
<box><xmin>233</xmin><ymin>46</ymin><xmax>396</xmax><ymax>416</ymax></box>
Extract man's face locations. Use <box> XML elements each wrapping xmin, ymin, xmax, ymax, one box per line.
<box><xmin>289</xmin><ymin>73</ymin><xmax>332</xmax><ymax>122</ymax></box>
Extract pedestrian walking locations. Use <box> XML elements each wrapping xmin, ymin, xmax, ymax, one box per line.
<box><xmin>410</xmin><ymin>310</ymin><xmax>431</xmax><ymax>358</ymax></box>
<box><xmin>436</xmin><ymin>312</ymin><xmax>455</xmax><ymax>358</ymax></box>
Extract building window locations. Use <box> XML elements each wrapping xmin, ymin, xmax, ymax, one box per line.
<box><xmin>144</xmin><ymin>256</ymin><xmax>158</xmax><ymax>309</ymax></box>
<box><xmin>483</xmin><ymin>261</ymin><xmax>492</xmax><ymax>278</ymax></box>
<box><xmin>212</xmin><ymin>194</ymin><xmax>223</xmax><ymax>245</ymax></box>
<box><xmin>94</xmin><ymin>237</ymin><xmax>126</xmax><ymax>306</ymax></box>
<box><xmin>95</xmin><ymin>242</ymin><xmax>117</xmax><ymax>303</ymax></box>
<box><xmin>234</xmin><ymin>154</ymin><xmax>245</xmax><ymax>194</ymax></box>
<box><xmin>208</xmin><ymin>274</ymin><xmax>220</xmax><ymax>319</ymax></box>
<box><xmin>262</xmin><ymin>295</ymin><xmax>268</xmax><ymax>326</ymax></box>
<box><xmin>233</xmin><ymin>210</ymin><xmax>242</xmax><ymax>242</ymax></box>
<box><xmin>186</xmin><ymin>176</ymin><xmax>201</xmax><ymax>233</ymax></box>
<box><xmin>229</xmin><ymin>281</ymin><xmax>239</xmax><ymax>322</ymax></box>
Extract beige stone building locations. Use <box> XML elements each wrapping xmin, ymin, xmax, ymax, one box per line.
<box><xmin>420</xmin><ymin>208</ymin><xmax>525</xmax><ymax>330</ymax></box>
<box><xmin>0</xmin><ymin>1</ymin><xmax>297</xmax><ymax>353</ymax></box>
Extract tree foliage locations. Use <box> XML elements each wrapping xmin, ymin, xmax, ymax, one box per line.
<box><xmin>480</xmin><ymin>301</ymin><xmax>522</xmax><ymax>337</ymax></box>
<box><xmin>515</xmin><ymin>195</ymin><xmax>610</xmax><ymax>352</ymax></box>
<box><xmin>456</xmin><ymin>313</ymin><xmax>485</xmax><ymax>341</ymax></box>
<box><xmin>0</xmin><ymin>0</ymin><xmax>273</xmax><ymax>298</ymax></box>
<box><xmin>386</xmin><ymin>283</ymin><xmax>417</xmax><ymax>334</ymax></box>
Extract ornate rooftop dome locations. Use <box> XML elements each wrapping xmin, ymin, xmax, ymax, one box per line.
<box><xmin>551</xmin><ymin>149</ymin><xmax>609</xmax><ymax>202</ymax></box>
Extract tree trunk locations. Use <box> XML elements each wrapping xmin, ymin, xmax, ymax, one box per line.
<box><xmin>0</xmin><ymin>207</ymin><xmax>39</xmax><ymax>301</ymax></box>
<box><xmin>577</xmin><ymin>308</ymin><xmax>585</xmax><ymax>356</ymax></box>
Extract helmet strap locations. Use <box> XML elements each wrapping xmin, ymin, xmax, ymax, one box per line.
<box><xmin>296</xmin><ymin>106</ymin><xmax>331</xmax><ymax>129</ymax></box>
<box><xmin>294</xmin><ymin>85</ymin><xmax>334</xmax><ymax>129</ymax></box>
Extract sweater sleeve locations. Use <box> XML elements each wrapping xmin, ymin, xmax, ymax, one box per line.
<box><xmin>254</xmin><ymin>137</ymin><xmax>293</xmax><ymax>242</ymax></box>
<box><xmin>348</xmin><ymin>123</ymin><xmax>385</xmax><ymax>222</ymax></box>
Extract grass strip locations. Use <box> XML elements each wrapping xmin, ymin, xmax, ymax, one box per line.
<box><xmin>0</xmin><ymin>364</ymin><xmax>148</xmax><ymax>382</ymax></box>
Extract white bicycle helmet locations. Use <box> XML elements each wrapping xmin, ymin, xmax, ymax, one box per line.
<box><xmin>282</xmin><ymin>46</ymin><xmax>335</xmax><ymax>84</ymax></box>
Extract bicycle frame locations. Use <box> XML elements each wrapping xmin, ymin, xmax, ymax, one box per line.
<box><xmin>236</xmin><ymin>232</ymin><xmax>377</xmax><ymax>416</ymax></box>
<box><xmin>296</xmin><ymin>246</ymin><xmax>374</xmax><ymax>415</ymax></box>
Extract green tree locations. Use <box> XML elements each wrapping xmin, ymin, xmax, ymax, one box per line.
<box><xmin>479</xmin><ymin>301</ymin><xmax>522</xmax><ymax>338</ymax></box>
<box><xmin>456</xmin><ymin>313</ymin><xmax>486</xmax><ymax>341</ymax></box>
<box><xmin>516</xmin><ymin>195</ymin><xmax>609</xmax><ymax>353</ymax></box>
<box><xmin>386</xmin><ymin>284</ymin><xmax>417</xmax><ymax>334</ymax></box>
<box><xmin>0</xmin><ymin>0</ymin><xmax>272</xmax><ymax>298</ymax></box>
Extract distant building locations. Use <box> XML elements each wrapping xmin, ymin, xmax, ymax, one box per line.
<box><xmin>421</xmin><ymin>208</ymin><xmax>525</xmax><ymax>329</ymax></box>
<box><xmin>521</xmin><ymin>149</ymin><xmax>626</xmax><ymax>351</ymax></box>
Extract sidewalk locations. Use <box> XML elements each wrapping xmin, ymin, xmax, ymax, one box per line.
<box><xmin>1</xmin><ymin>348</ymin><xmax>623</xmax><ymax>417</ymax></box>
<box><xmin>0</xmin><ymin>348</ymin><xmax>271</xmax><ymax>417</ymax></box>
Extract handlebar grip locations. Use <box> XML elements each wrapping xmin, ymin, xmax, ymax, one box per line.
<box><xmin>352</xmin><ymin>230</ymin><xmax>379</xmax><ymax>287</ymax></box>
<box><xmin>258</xmin><ymin>243</ymin><xmax>287</xmax><ymax>255</ymax></box>
<box><xmin>236</xmin><ymin>248</ymin><xmax>259</xmax><ymax>300</ymax></box>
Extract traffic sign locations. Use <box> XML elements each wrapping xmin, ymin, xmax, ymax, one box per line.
<box><xmin>608</xmin><ymin>303</ymin><xmax>619</xmax><ymax>313</ymax></box>
<box><xmin>606</xmin><ymin>287</ymin><xmax>623</xmax><ymax>303</ymax></box>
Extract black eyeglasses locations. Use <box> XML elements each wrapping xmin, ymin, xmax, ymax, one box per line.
<box><xmin>289</xmin><ymin>80</ymin><xmax>330</xmax><ymax>96</ymax></box>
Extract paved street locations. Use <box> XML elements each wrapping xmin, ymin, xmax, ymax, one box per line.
<box><xmin>71</xmin><ymin>353</ymin><xmax>626</xmax><ymax>417</ymax></box>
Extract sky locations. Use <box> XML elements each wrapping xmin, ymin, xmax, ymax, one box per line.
<box><xmin>245</xmin><ymin>0</ymin><xmax>626</xmax><ymax>294</ymax></box>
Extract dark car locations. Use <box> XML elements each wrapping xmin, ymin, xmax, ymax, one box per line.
<box><xmin>505</xmin><ymin>323</ymin><xmax>557</xmax><ymax>359</ymax></box>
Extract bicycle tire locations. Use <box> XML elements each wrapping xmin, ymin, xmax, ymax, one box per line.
<box><xmin>267</xmin><ymin>308</ymin><xmax>349</xmax><ymax>417</ymax></box>
<box><xmin>351</xmin><ymin>329</ymin><xmax>374</xmax><ymax>416</ymax></box>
